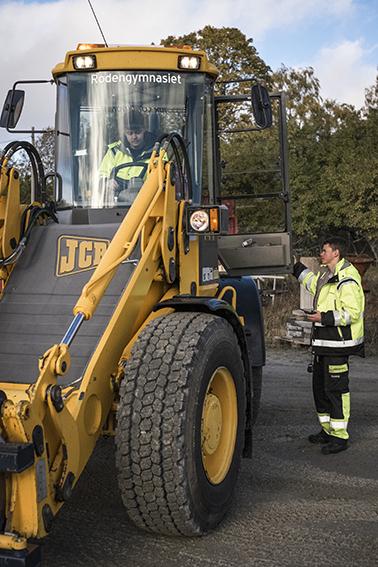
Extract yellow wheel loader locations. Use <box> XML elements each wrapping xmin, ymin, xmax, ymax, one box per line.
<box><xmin>0</xmin><ymin>44</ymin><xmax>291</xmax><ymax>564</ymax></box>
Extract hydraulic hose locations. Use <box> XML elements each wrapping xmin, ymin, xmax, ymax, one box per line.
<box><xmin>0</xmin><ymin>140</ymin><xmax>57</xmax><ymax>266</ymax></box>
<box><xmin>0</xmin><ymin>205</ymin><xmax>58</xmax><ymax>266</ymax></box>
<box><xmin>0</xmin><ymin>140</ymin><xmax>47</xmax><ymax>202</ymax></box>
<box><xmin>158</xmin><ymin>132</ymin><xmax>193</xmax><ymax>201</ymax></box>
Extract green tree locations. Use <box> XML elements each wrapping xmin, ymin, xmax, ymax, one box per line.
<box><xmin>361</xmin><ymin>74</ymin><xmax>378</xmax><ymax>259</ymax></box>
<box><xmin>270</xmin><ymin>65</ymin><xmax>377</xmax><ymax>255</ymax></box>
<box><xmin>162</xmin><ymin>26</ymin><xmax>271</xmax><ymax>92</ymax></box>
<box><xmin>162</xmin><ymin>27</ymin><xmax>278</xmax><ymax>233</ymax></box>
<box><xmin>162</xmin><ymin>30</ymin><xmax>377</xmax><ymax>255</ymax></box>
<box><xmin>272</xmin><ymin>66</ymin><xmax>327</xmax><ymax>243</ymax></box>
<box><xmin>317</xmin><ymin>75</ymin><xmax>378</xmax><ymax>259</ymax></box>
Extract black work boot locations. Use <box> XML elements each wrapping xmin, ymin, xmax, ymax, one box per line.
<box><xmin>308</xmin><ymin>430</ymin><xmax>330</xmax><ymax>444</ymax></box>
<box><xmin>321</xmin><ymin>438</ymin><xmax>348</xmax><ymax>454</ymax></box>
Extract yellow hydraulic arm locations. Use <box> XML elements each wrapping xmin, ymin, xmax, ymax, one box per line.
<box><xmin>0</xmin><ymin>162</ymin><xmax>23</xmax><ymax>291</ymax></box>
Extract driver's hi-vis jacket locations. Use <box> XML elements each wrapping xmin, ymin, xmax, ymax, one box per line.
<box><xmin>294</xmin><ymin>259</ymin><xmax>365</xmax><ymax>356</ymax></box>
<box><xmin>99</xmin><ymin>140</ymin><xmax>153</xmax><ymax>181</ymax></box>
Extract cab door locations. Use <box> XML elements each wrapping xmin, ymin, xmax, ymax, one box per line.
<box><xmin>214</xmin><ymin>86</ymin><xmax>292</xmax><ymax>276</ymax></box>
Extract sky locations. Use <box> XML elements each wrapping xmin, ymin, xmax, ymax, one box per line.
<box><xmin>0</xmin><ymin>0</ymin><xmax>377</xmax><ymax>147</ymax></box>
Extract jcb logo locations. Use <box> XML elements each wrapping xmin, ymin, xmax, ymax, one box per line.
<box><xmin>56</xmin><ymin>236</ymin><xmax>110</xmax><ymax>277</ymax></box>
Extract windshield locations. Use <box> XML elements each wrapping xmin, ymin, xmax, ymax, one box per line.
<box><xmin>56</xmin><ymin>71</ymin><xmax>207</xmax><ymax>208</ymax></box>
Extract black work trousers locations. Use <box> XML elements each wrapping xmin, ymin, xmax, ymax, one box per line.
<box><xmin>312</xmin><ymin>354</ymin><xmax>350</xmax><ymax>440</ymax></box>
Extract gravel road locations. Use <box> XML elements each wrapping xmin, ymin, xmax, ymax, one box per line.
<box><xmin>43</xmin><ymin>348</ymin><xmax>378</xmax><ymax>567</ymax></box>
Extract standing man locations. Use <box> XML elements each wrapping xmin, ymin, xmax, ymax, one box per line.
<box><xmin>293</xmin><ymin>237</ymin><xmax>365</xmax><ymax>454</ymax></box>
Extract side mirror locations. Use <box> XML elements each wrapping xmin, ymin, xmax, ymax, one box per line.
<box><xmin>0</xmin><ymin>89</ymin><xmax>25</xmax><ymax>129</ymax></box>
<box><xmin>251</xmin><ymin>84</ymin><xmax>272</xmax><ymax>129</ymax></box>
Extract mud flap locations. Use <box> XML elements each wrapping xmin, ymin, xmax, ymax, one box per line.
<box><xmin>0</xmin><ymin>544</ymin><xmax>41</xmax><ymax>567</ymax></box>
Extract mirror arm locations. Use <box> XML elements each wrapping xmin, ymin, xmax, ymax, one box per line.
<box><xmin>45</xmin><ymin>172</ymin><xmax>62</xmax><ymax>203</ymax></box>
<box><xmin>5</xmin><ymin>79</ymin><xmax>54</xmax><ymax>134</ymax></box>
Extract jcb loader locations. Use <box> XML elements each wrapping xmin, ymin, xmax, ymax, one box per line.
<box><xmin>0</xmin><ymin>44</ymin><xmax>291</xmax><ymax>564</ymax></box>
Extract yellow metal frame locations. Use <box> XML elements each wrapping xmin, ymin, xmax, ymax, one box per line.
<box><xmin>0</xmin><ymin>165</ymin><xmax>25</xmax><ymax>291</ymax></box>
<box><xmin>0</xmin><ymin>41</ymin><xmax>228</xmax><ymax>555</ymax></box>
<box><xmin>0</xmin><ymin>139</ymin><xmax>222</xmax><ymax>551</ymax></box>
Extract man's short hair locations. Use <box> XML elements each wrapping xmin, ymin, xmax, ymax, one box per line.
<box><xmin>322</xmin><ymin>236</ymin><xmax>347</xmax><ymax>259</ymax></box>
<box><xmin>124</xmin><ymin>109</ymin><xmax>145</xmax><ymax>131</ymax></box>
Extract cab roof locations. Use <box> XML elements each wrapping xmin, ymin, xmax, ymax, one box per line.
<box><xmin>52</xmin><ymin>44</ymin><xmax>219</xmax><ymax>78</ymax></box>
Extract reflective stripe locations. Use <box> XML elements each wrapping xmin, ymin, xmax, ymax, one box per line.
<box><xmin>333</xmin><ymin>311</ymin><xmax>341</xmax><ymax>326</ymax></box>
<box><xmin>330</xmin><ymin>420</ymin><xmax>348</xmax><ymax>430</ymax></box>
<box><xmin>332</xmin><ymin>309</ymin><xmax>351</xmax><ymax>326</ymax></box>
<box><xmin>298</xmin><ymin>268</ymin><xmax>311</xmax><ymax>284</ymax></box>
<box><xmin>342</xmin><ymin>309</ymin><xmax>352</xmax><ymax>325</ymax></box>
<box><xmin>329</xmin><ymin>364</ymin><xmax>348</xmax><ymax>373</ymax></box>
<box><xmin>312</xmin><ymin>337</ymin><xmax>364</xmax><ymax>348</ymax></box>
<box><xmin>318</xmin><ymin>414</ymin><xmax>330</xmax><ymax>423</ymax></box>
<box><xmin>314</xmin><ymin>322</ymin><xmax>324</xmax><ymax>327</ymax></box>
<box><xmin>337</xmin><ymin>278</ymin><xmax>358</xmax><ymax>290</ymax></box>
<box><xmin>305</xmin><ymin>276</ymin><xmax>315</xmax><ymax>292</ymax></box>
<box><xmin>342</xmin><ymin>392</ymin><xmax>350</xmax><ymax>424</ymax></box>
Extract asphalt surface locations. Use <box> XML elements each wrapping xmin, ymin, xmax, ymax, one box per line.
<box><xmin>43</xmin><ymin>348</ymin><xmax>378</xmax><ymax>567</ymax></box>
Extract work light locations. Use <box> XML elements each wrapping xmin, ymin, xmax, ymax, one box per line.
<box><xmin>187</xmin><ymin>206</ymin><xmax>229</xmax><ymax>235</ymax></box>
<box><xmin>73</xmin><ymin>54</ymin><xmax>97</xmax><ymax>70</ymax></box>
<box><xmin>178</xmin><ymin>55</ymin><xmax>201</xmax><ymax>70</ymax></box>
<box><xmin>76</xmin><ymin>43</ymin><xmax>105</xmax><ymax>50</ymax></box>
<box><xmin>190</xmin><ymin>210</ymin><xmax>209</xmax><ymax>232</ymax></box>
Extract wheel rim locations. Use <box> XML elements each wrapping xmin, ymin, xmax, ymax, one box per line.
<box><xmin>201</xmin><ymin>366</ymin><xmax>238</xmax><ymax>485</ymax></box>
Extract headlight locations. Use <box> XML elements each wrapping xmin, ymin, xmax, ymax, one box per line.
<box><xmin>178</xmin><ymin>55</ymin><xmax>200</xmax><ymax>70</ymax></box>
<box><xmin>187</xmin><ymin>205</ymin><xmax>229</xmax><ymax>236</ymax></box>
<box><xmin>73</xmin><ymin>54</ymin><xmax>97</xmax><ymax>70</ymax></box>
<box><xmin>190</xmin><ymin>210</ymin><xmax>209</xmax><ymax>232</ymax></box>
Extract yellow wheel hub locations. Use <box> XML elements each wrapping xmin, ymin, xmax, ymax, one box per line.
<box><xmin>201</xmin><ymin>367</ymin><xmax>238</xmax><ymax>485</ymax></box>
<box><xmin>202</xmin><ymin>394</ymin><xmax>223</xmax><ymax>455</ymax></box>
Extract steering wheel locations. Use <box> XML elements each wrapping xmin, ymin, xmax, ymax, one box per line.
<box><xmin>110</xmin><ymin>161</ymin><xmax>149</xmax><ymax>193</ymax></box>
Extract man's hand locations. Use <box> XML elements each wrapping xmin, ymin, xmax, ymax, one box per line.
<box><xmin>307</xmin><ymin>311</ymin><xmax>321</xmax><ymax>322</ymax></box>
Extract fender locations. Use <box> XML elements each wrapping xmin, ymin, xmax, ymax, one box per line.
<box><xmin>219</xmin><ymin>276</ymin><xmax>266</xmax><ymax>367</ymax></box>
<box><xmin>153</xmin><ymin>295</ymin><xmax>253</xmax><ymax>457</ymax></box>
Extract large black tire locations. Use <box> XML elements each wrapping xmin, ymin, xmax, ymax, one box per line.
<box><xmin>251</xmin><ymin>366</ymin><xmax>263</xmax><ymax>425</ymax></box>
<box><xmin>115</xmin><ymin>312</ymin><xmax>246</xmax><ymax>536</ymax></box>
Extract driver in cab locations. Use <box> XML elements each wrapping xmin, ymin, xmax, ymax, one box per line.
<box><xmin>99</xmin><ymin>109</ymin><xmax>155</xmax><ymax>203</ymax></box>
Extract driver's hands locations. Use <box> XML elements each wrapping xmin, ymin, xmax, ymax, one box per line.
<box><xmin>107</xmin><ymin>179</ymin><xmax>119</xmax><ymax>192</ymax></box>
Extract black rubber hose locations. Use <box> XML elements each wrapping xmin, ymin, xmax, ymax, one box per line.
<box><xmin>157</xmin><ymin>132</ymin><xmax>193</xmax><ymax>201</ymax></box>
<box><xmin>0</xmin><ymin>205</ymin><xmax>57</xmax><ymax>266</ymax></box>
<box><xmin>0</xmin><ymin>141</ymin><xmax>58</xmax><ymax>267</ymax></box>
<box><xmin>0</xmin><ymin>140</ymin><xmax>46</xmax><ymax>201</ymax></box>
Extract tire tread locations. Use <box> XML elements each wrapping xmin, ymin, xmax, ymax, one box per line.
<box><xmin>117</xmin><ymin>312</ymin><xmax>240</xmax><ymax>535</ymax></box>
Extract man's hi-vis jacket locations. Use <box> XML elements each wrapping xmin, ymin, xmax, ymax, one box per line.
<box><xmin>294</xmin><ymin>259</ymin><xmax>365</xmax><ymax>356</ymax></box>
<box><xmin>99</xmin><ymin>139</ymin><xmax>154</xmax><ymax>182</ymax></box>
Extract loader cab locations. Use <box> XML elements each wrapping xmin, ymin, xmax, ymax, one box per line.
<box><xmin>53</xmin><ymin>57</ymin><xmax>291</xmax><ymax>274</ymax></box>
<box><xmin>1</xmin><ymin>45</ymin><xmax>292</xmax><ymax>274</ymax></box>
<box><xmin>54</xmin><ymin>68</ymin><xmax>212</xmax><ymax>213</ymax></box>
